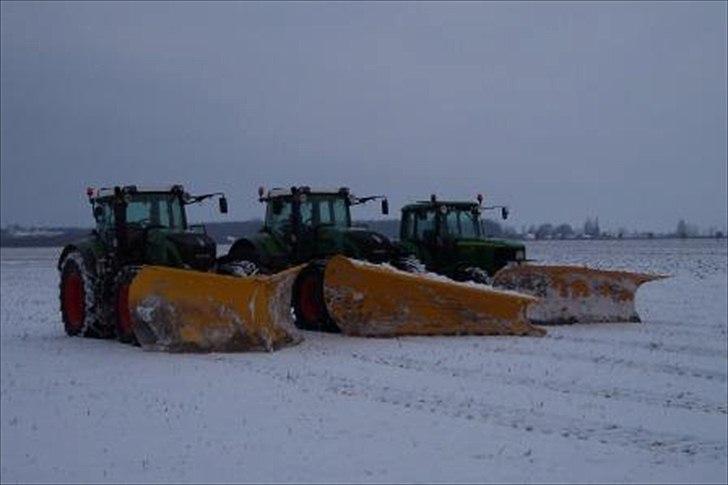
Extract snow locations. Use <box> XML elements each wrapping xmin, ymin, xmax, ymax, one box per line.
<box><xmin>2</xmin><ymin>239</ymin><xmax>727</xmax><ymax>483</ymax></box>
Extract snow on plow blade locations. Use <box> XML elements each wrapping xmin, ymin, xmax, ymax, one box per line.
<box><xmin>128</xmin><ymin>266</ymin><xmax>303</xmax><ymax>352</ymax></box>
<box><xmin>492</xmin><ymin>265</ymin><xmax>668</xmax><ymax>325</ymax></box>
<box><xmin>323</xmin><ymin>256</ymin><xmax>545</xmax><ymax>337</ymax></box>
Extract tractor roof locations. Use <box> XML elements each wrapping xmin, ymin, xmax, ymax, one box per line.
<box><xmin>402</xmin><ymin>200</ymin><xmax>479</xmax><ymax>212</ymax></box>
<box><xmin>88</xmin><ymin>185</ymin><xmax>186</xmax><ymax>201</ymax></box>
<box><xmin>266</xmin><ymin>186</ymin><xmax>352</xmax><ymax>199</ymax></box>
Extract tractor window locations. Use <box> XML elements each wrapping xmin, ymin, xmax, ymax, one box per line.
<box><xmin>401</xmin><ymin>212</ymin><xmax>415</xmax><ymax>240</ymax></box>
<box><xmin>126</xmin><ymin>199</ymin><xmax>152</xmax><ymax>225</ymax></box>
<box><xmin>95</xmin><ymin>202</ymin><xmax>115</xmax><ymax>237</ymax></box>
<box><xmin>317</xmin><ymin>200</ymin><xmax>332</xmax><ymax>225</ymax></box>
<box><xmin>311</xmin><ymin>196</ymin><xmax>349</xmax><ymax>227</ymax></box>
<box><xmin>299</xmin><ymin>200</ymin><xmax>314</xmax><ymax>227</ymax></box>
<box><xmin>126</xmin><ymin>194</ymin><xmax>185</xmax><ymax>230</ymax></box>
<box><xmin>461</xmin><ymin>212</ymin><xmax>480</xmax><ymax>238</ymax></box>
<box><xmin>444</xmin><ymin>209</ymin><xmax>480</xmax><ymax>238</ymax></box>
<box><xmin>266</xmin><ymin>200</ymin><xmax>292</xmax><ymax>234</ymax></box>
<box><xmin>162</xmin><ymin>197</ymin><xmax>184</xmax><ymax>228</ymax></box>
<box><xmin>331</xmin><ymin>198</ymin><xmax>349</xmax><ymax>227</ymax></box>
<box><xmin>415</xmin><ymin>211</ymin><xmax>436</xmax><ymax>240</ymax></box>
<box><xmin>267</xmin><ymin>195</ymin><xmax>350</xmax><ymax>234</ymax></box>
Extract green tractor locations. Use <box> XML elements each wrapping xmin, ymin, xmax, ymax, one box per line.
<box><xmin>223</xmin><ymin>186</ymin><xmax>420</xmax><ymax>329</ymax></box>
<box><xmin>397</xmin><ymin>194</ymin><xmax>525</xmax><ymax>284</ymax></box>
<box><xmin>58</xmin><ymin>185</ymin><xmax>229</xmax><ymax>342</ymax></box>
<box><xmin>397</xmin><ymin>194</ymin><xmax>667</xmax><ymax>325</ymax></box>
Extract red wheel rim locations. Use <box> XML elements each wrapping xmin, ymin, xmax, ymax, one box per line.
<box><xmin>299</xmin><ymin>274</ymin><xmax>322</xmax><ymax>324</ymax></box>
<box><xmin>116</xmin><ymin>283</ymin><xmax>133</xmax><ymax>337</ymax></box>
<box><xmin>62</xmin><ymin>270</ymin><xmax>85</xmax><ymax>331</ymax></box>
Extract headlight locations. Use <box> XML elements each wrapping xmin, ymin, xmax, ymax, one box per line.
<box><xmin>515</xmin><ymin>250</ymin><xmax>525</xmax><ymax>261</ymax></box>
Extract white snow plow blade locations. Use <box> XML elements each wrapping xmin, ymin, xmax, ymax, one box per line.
<box><xmin>492</xmin><ymin>264</ymin><xmax>668</xmax><ymax>325</ymax></box>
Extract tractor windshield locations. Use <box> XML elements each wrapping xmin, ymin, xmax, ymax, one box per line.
<box><xmin>306</xmin><ymin>195</ymin><xmax>350</xmax><ymax>228</ymax></box>
<box><xmin>126</xmin><ymin>193</ymin><xmax>186</xmax><ymax>230</ymax></box>
<box><xmin>267</xmin><ymin>195</ymin><xmax>350</xmax><ymax>235</ymax></box>
<box><xmin>442</xmin><ymin>207</ymin><xmax>480</xmax><ymax>239</ymax></box>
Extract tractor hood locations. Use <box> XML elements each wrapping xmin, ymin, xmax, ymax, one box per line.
<box><xmin>144</xmin><ymin>229</ymin><xmax>217</xmax><ymax>271</ymax></box>
<box><xmin>446</xmin><ymin>238</ymin><xmax>526</xmax><ymax>275</ymax></box>
<box><xmin>455</xmin><ymin>237</ymin><xmax>524</xmax><ymax>250</ymax></box>
<box><xmin>320</xmin><ymin>226</ymin><xmax>397</xmax><ymax>264</ymax></box>
<box><xmin>165</xmin><ymin>231</ymin><xmax>217</xmax><ymax>271</ymax></box>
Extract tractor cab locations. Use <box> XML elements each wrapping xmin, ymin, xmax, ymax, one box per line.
<box><xmin>225</xmin><ymin>186</ymin><xmax>397</xmax><ymax>273</ymax></box>
<box><xmin>258</xmin><ymin>186</ymin><xmax>391</xmax><ymax>264</ymax></box>
<box><xmin>263</xmin><ymin>187</ymin><xmax>353</xmax><ymax>238</ymax></box>
<box><xmin>87</xmin><ymin>185</ymin><xmax>228</xmax><ymax>270</ymax></box>
<box><xmin>399</xmin><ymin>195</ymin><xmax>525</xmax><ymax>279</ymax></box>
<box><xmin>261</xmin><ymin>186</ymin><xmax>388</xmax><ymax>234</ymax></box>
<box><xmin>400</xmin><ymin>200</ymin><xmax>484</xmax><ymax>245</ymax></box>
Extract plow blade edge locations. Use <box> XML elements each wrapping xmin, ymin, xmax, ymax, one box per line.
<box><xmin>493</xmin><ymin>265</ymin><xmax>668</xmax><ymax>325</ymax></box>
<box><xmin>323</xmin><ymin>256</ymin><xmax>545</xmax><ymax>337</ymax></box>
<box><xmin>128</xmin><ymin>266</ymin><xmax>303</xmax><ymax>352</ymax></box>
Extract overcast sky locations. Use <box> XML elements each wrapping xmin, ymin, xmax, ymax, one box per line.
<box><xmin>1</xmin><ymin>1</ymin><xmax>726</xmax><ymax>232</ymax></box>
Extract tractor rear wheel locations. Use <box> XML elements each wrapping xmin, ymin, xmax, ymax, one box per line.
<box><xmin>59</xmin><ymin>251</ymin><xmax>102</xmax><ymax>337</ymax></box>
<box><xmin>292</xmin><ymin>261</ymin><xmax>339</xmax><ymax>333</ymax></box>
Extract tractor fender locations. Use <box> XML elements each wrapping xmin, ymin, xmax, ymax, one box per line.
<box><xmin>58</xmin><ymin>244</ymin><xmax>80</xmax><ymax>271</ymax></box>
<box><xmin>337</xmin><ymin>228</ymin><xmax>396</xmax><ymax>262</ymax></box>
<box><xmin>58</xmin><ymin>239</ymin><xmax>101</xmax><ymax>274</ymax></box>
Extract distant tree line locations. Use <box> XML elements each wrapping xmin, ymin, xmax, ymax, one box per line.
<box><xmin>1</xmin><ymin>217</ymin><xmax>725</xmax><ymax>247</ymax></box>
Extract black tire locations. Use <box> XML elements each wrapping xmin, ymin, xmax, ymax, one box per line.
<box><xmin>461</xmin><ymin>266</ymin><xmax>492</xmax><ymax>285</ymax></box>
<box><xmin>392</xmin><ymin>254</ymin><xmax>426</xmax><ymax>273</ymax></box>
<box><xmin>113</xmin><ymin>267</ymin><xmax>140</xmax><ymax>344</ymax></box>
<box><xmin>292</xmin><ymin>261</ymin><xmax>339</xmax><ymax>333</ymax></box>
<box><xmin>217</xmin><ymin>260</ymin><xmax>261</xmax><ymax>277</ymax></box>
<box><xmin>59</xmin><ymin>251</ymin><xmax>104</xmax><ymax>337</ymax></box>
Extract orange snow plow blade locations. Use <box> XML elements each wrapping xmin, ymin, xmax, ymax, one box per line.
<box><xmin>323</xmin><ymin>256</ymin><xmax>545</xmax><ymax>337</ymax></box>
<box><xmin>492</xmin><ymin>265</ymin><xmax>668</xmax><ymax>325</ymax></box>
<box><xmin>128</xmin><ymin>266</ymin><xmax>303</xmax><ymax>352</ymax></box>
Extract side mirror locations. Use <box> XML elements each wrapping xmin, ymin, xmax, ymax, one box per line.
<box><xmin>381</xmin><ymin>199</ymin><xmax>389</xmax><ymax>215</ymax></box>
<box><xmin>219</xmin><ymin>197</ymin><xmax>228</xmax><ymax>214</ymax></box>
<box><xmin>501</xmin><ymin>207</ymin><xmax>509</xmax><ymax>220</ymax></box>
<box><xmin>93</xmin><ymin>205</ymin><xmax>104</xmax><ymax>221</ymax></box>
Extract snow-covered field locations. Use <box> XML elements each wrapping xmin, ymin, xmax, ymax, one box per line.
<box><xmin>1</xmin><ymin>239</ymin><xmax>726</xmax><ymax>483</ymax></box>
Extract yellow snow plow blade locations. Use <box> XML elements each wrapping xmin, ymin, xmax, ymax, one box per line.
<box><xmin>323</xmin><ymin>256</ymin><xmax>545</xmax><ymax>337</ymax></box>
<box><xmin>128</xmin><ymin>266</ymin><xmax>303</xmax><ymax>352</ymax></box>
<box><xmin>492</xmin><ymin>265</ymin><xmax>668</xmax><ymax>325</ymax></box>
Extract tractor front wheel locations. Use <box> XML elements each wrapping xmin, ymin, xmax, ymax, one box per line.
<box><xmin>462</xmin><ymin>267</ymin><xmax>492</xmax><ymax>285</ymax></box>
